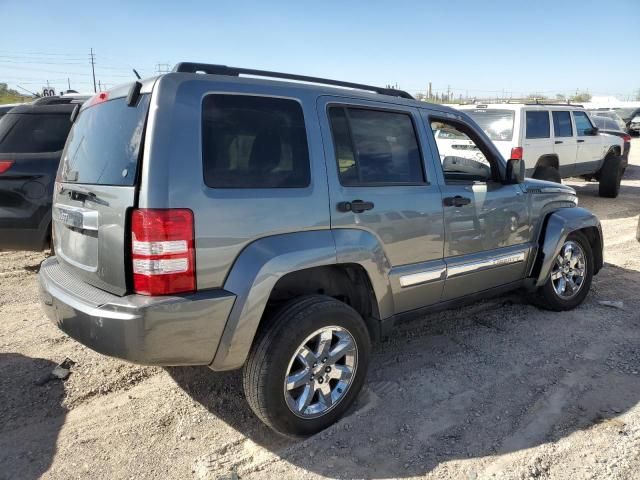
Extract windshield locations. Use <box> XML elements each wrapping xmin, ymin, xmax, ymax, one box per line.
<box><xmin>592</xmin><ymin>116</ymin><xmax>621</xmax><ymax>131</ymax></box>
<box><xmin>59</xmin><ymin>94</ymin><xmax>150</xmax><ymax>185</ymax></box>
<box><xmin>465</xmin><ymin>109</ymin><xmax>515</xmax><ymax>141</ymax></box>
<box><xmin>615</xmin><ymin>108</ymin><xmax>638</xmax><ymax>121</ymax></box>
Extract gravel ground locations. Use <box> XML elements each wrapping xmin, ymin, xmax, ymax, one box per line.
<box><xmin>1</xmin><ymin>140</ymin><xmax>640</xmax><ymax>480</ymax></box>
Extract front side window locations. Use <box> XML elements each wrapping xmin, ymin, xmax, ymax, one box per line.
<box><xmin>328</xmin><ymin>107</ymin><xmax>424</xmax><ymax>186</ymax></box>
<box><xmin>430</xmin><ymin>119</ymin><xmax>493</xmax><ymax>183</ymax></box>
<box><xmin>573</xmin><ymin>111</ymin><xmax>595</xmax><ymax>136</ymax></box>
<box><xmin>202</xmin><ymin>95</ymin><xmax>310</xmax><ymax>188</ymax></box>
<box><xmin>525</xmin><ymin>111</ymin><xmax>550</xmax><ymax>139</ymax></box>
<box><xmin>552</xmin><ymin>111</ymin><xmax>573</xmax><ymax>137</ymax></box>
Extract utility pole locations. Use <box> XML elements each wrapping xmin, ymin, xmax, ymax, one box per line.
<box><xmin>98</xmin><ymin>80</ymin><xmax>102</xmax><ymax>92</ymax></box>
<box><xmin>446</xmin><ymin>84</ymin><xmax>451</xmax><ymax>102</ymax></box>
<box><xmin>67</xmin><ymin>78</ymin><xmax>71</xmax><ymax>90</ymax></box>
<box><xmin>90</xmin><ymin>48</ymin><xmax>97</xmax><ymax>93</ymax></box>
<box><xmin>428</xmin><ymin>82</ymin><xmax>432</xmax><ymax>100</ymax></box>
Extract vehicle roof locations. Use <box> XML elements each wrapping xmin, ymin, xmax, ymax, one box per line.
<box><xmin>104</xmin><ymin>71</ymin><xmax>463</xmax><ymax>118</ymax></box>
<box><xmin>7</xmin><ymin>103</ymin><xmax>78</xmax><ymax>114</ymax></box>
<box><xmin>456</xmin><ymin>103</ymin><xmax>585</xmax><ymax>111</ymax></box>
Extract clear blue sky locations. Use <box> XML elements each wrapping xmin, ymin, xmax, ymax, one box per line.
<box><xmin>1</xmin><ymin>0</ymin><xmax>638</xmax><ymax>99</ymax></box>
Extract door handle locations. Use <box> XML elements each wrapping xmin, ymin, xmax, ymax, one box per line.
<box><xmin>555</xmin><ymin>140</ymin><xmax>563</xmax><ymax>144</ymax></box>
<box><xmin>577</xmin><ymin>139</ymin><xmax>585</xmax><ymax>143</ymax></box>
<box><xmin>443</xmin><ymin>196</ymin><xmax>471</xmax><ymax>207</ymax></box>
<box><xmin>337</xmin><ymin>199</ymin><xmax>375</xmax><ymax>213</ymax></box>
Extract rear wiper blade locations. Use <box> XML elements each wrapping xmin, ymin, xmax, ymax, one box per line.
<box><xmin>59</xmin><ymin>186</ymin><xmax>108</xmax><ymax>206</ymax></box>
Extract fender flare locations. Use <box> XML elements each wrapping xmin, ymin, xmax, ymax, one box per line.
<box><xmin>210</xmin><ymin>229</ymin><xmax>393</xmax><ymax>370</ymax></box>
<box><xmin>533</xmin><ymin>207</ymin><xmax>603</xmax><ymax>287</ymax></box>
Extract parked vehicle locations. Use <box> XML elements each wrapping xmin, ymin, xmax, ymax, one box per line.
<box><xmin>614</xmin><ymin>107</ymin><xmax>640</xmax><ymax>135</ymax></box>
<box><xmin>456</xmin><ymin>103</ymin><xmax>625</xmax><ymax>197</ymax></box>
<box><xmin>0</xmin><ymin>97</ymin><xmax>85</xmax><ymax>250</ymax></box>
<box><xmin>39</xmin><ymin>64</ymin><xmax>604</xmax><ymax>437</ymax></box>
<box><xmin>590</xmin><ymin>115</ymin><xmax>631</xmax><ymax>163</ymax></box>
<box><xmin>586</xmin><ymin>109</ymin><xmax>627</xmax><ymax>131</ymax></box>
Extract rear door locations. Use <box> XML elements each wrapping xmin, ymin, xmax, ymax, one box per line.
<box><xmin>551</xmin><ymin>110</ymin><xmax>577</xmax><ymax>174</ymax></box>
<box><xmin>53</xmin><ymin>92</ymin><xmax>151</xmax><ymax>295</ymax></box>
<box><xmin>318</xmin><ymin>96</ymin><xmax>445</xmax><ymax>313</ymax></box>
<box><xmin>522</xmin><ymin>109</ymin><xmax>553</xmax><ymax>174</ymax></box>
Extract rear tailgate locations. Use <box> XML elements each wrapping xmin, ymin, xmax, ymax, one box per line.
<box><xmin>53</xmin><ymin>89</ymin><xmax>151</xmax><ymax>296</ymax></box>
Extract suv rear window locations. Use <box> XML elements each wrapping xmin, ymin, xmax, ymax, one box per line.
<box><xmin>465</xmin><ymin>109</ymin><xmax>515</xmax><ymax>141</ymax></box>
<box><xmin>0</xmin><ymin>113</ymin><xmax>71</xmax><ymax>153</ymax></box>
<box><xmin>202</xmin><ymin>95</ymin><xmax>310</xmax><ymax>189</ymax></box>
<box><xmin>525</xmin><ymin>111</ymin><xmax>550</xmax><ymax>139</ymax></box>
<box><xmin>59</xmin><ymin>95</ymin><xmax>150</xmax><ymax>185</ymax></box>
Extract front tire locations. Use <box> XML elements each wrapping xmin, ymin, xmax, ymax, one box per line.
<box><xmin>529</xmin><ymin>231</ymin><xmax>594</xmax><ymax>311</ymax></box>
<box><xmin>243</xmin><ymin>295</ymin><xmax>371</xmax><ymax>437</ymax></box>
<box><xmin>598</xmin><ymin>153</ymin><xmax>623</xmax><ymax>198</ymax></box>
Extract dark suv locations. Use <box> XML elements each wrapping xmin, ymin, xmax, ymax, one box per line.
<box><xmin>39</xmin><ymin>64</ymin><xmax>603</xmax><ymax>437</ymax></box>
<box><xmin>0</xmin><ymin>97</ymin><xmax>86</xmax><ymax>250</ymax></box>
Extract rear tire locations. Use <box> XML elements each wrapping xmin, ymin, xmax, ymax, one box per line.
<box><xmin>243</xmin><ymin>295</ymin><xmax>371</xmax><ymax>438</ymax></box>
<box><xmin>533</xmin><ymin>166</ymin><xmax>561</xmax><ymax>183</ymax></box>
<box><xmin>529</xmin><ymin>231</ymin><xmax>594</xmax><ymax>311</ymax></box>
<box><xmin>598</xmin><ymin>153</ymin><xmax>623</xmax><ymax>198</ymax></box>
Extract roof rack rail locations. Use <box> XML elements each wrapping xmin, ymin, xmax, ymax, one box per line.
<box><xmin>524</xmin><ymin>100</ymin><xmax>584</xmax><ymax>108</ymax></box>
<box><xmin>172</xmin><ymin>62</ymin><xmax>414</xmax><ymax>100</ymax></box>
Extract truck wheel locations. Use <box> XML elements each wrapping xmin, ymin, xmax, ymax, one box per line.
<box><xmin>598</xmin><ymin>153</ymin><xmax>623</xmax><ymax>198</ymax></box>
<box><xmin>243</xmin><ymin>295</ymin><xmax>371</xmax><ymax>437</ymax></box>
<box><xmin>532</xmin><ymin>166</ymin><xmax>561</xmax><ymax>183</ymax></box>
<box><xmin>529</xmin><ymin>231</ymin><xmax>594</xmax><ymax>311</ymax></box>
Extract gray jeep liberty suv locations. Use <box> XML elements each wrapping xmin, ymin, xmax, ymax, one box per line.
<box><xmin>39</xmin><ymin>63</ymin><xmax>603</xmax><ymax>437</ymax></box>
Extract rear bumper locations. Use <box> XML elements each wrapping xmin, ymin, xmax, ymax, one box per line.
<box><xmin>38</xmin><ymin>257</ymin><xmax>236</xmax><ymax>366</ymax></box>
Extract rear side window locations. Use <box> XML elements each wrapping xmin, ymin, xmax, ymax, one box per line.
<box><xmin>525</xmin><ymin>111</ymin><xmax>550</xmax><ymax>139</ymax></box>
<box><xmin>552</xmin><ymin>111</ymin><xmax>573</xmax><ymax>137</ymax></box>
<box><xmin>202</xmin><ymin>95</ymin><xmax>310</xmax><ymax>189</ymax></box>
<box><xmin>60</xmin><ymin>95</ymin><xmax>150</xmax><ymax>185</ymax></box>
<box><xmin>328</xmin><ymin>106</ymin><xmax>424</xmax><ymax>186</ymax></box>
<box><xmin>573</xmin><ymin>111</ymin><xmax>594</xmax><ymax>136</ymax></box>
<box><xmin>0</xmin><ymin>113</ymin><xmax>71</xmax><ymax>153</ymax></box>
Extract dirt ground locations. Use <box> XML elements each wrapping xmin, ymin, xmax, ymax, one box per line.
<box><xmin>1</xmin><ymin>141</ymin><xmax>640</xmax><ymax>480</ymax></box>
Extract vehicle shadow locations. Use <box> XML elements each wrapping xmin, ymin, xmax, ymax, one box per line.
<box><xmin>0</xmin><ymin>353</ymin><xmax>67</xmax><ymax>480</ymax></box>
<box><xmin>169</xmin><ymin>260</ymin><xmax>640</xmax><ymax>478</ymax></box>
<box><xmin>566</xmin><ymin>163</ymin><xmax>640</xmax><ymax>221</ymax></box>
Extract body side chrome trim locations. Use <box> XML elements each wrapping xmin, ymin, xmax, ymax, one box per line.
<box><xmin>447</xmin><ymin>251</ymin><xmax>526</xmax><ymax>278</ymax></box>
<box><xmin>399</xmin><ymin>267</ymin><xmax>446</xmax><ymax>288</ymax></box>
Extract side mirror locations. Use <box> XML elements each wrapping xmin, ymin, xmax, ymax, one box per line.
<box><xmin>505</xmin><ymin>158</ymin><xmax>525</xmax><ymax>184</ymax></box>
<box><xmin>590</xmin><ymin>126</ymin><xmax>599</xmax><ymax>135</ymax></box>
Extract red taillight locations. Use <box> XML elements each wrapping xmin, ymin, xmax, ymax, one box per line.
<box><xmin>510</xmin><ymin>147</ymin><xmax>523</xmax><ymax>160</ymax></box>
<box><xmin>623</xmin><ymin>134</ymin><xmax>631</xmax><ymax>143</ymax></box>
<box><xmin>131</xmin><ymin>209</ymin><xmax>195</xmax><ymax>296</ymax></box>
<box><xmin>0</xmin><ymin>160</ymin><xmax>14</xmax><ymax>174</ymax></box>
<box><xmin>87</xmin><ymin>91</ymin><xmax>109</xmax><ymax>107</ymax></box>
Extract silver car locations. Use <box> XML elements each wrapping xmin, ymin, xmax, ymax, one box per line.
<box><xmin>39</xmin><ymin>63</ymin><xmax>604</xmax><ymax>437</ymax></box>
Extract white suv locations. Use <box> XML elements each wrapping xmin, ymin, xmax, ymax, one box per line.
<box><xmin>455</xmin><ymin>103</ymin><xmax>626</xmax><ymax>197</ymax></box>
